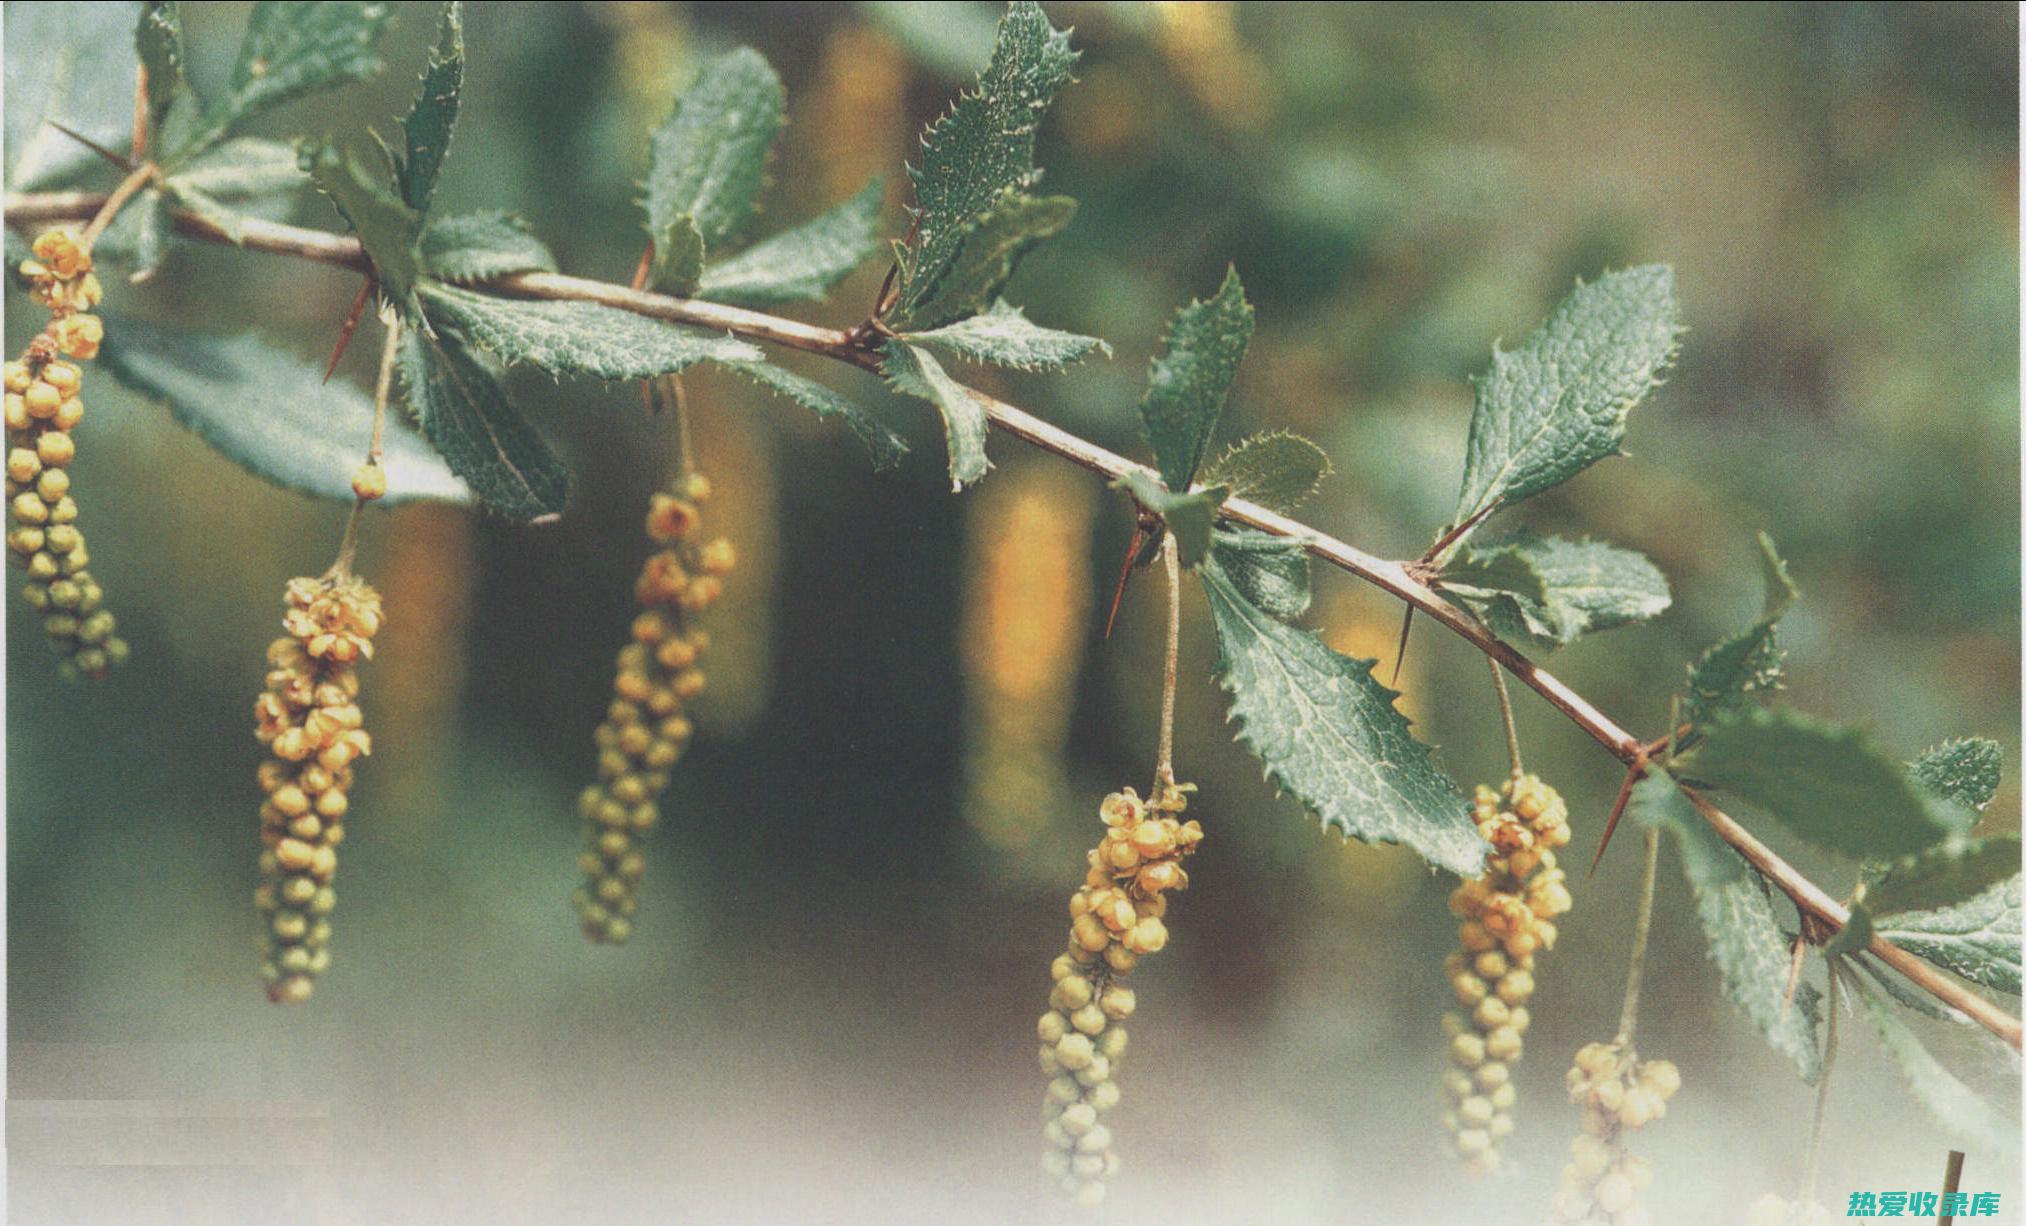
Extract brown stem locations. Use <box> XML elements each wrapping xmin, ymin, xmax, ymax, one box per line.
<box><xmin>1939</xmin><ymin>1151</ymin><xmax>1967</xmax><ymax>1226</ymax></box>
<box><xmin>6</xmin><ymin>189</ymin><xmax>2015</xmax><ymax>1052</ymax></box>
<box><xmin>79</xmin><ymin>163</ymin><xmax>157</xmax><ymax>249</ymax></box>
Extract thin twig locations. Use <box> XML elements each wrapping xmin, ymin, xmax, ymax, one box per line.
<box><xmin>369</xmin><ymin>306</ymin><xmax>400</xmax><ymax>466</ymax></box>
<box><xmin>329</xmin><ymin>311</ymin><xmax>402</xmax><ymax>582</ymax></box>
<box><xmin>1799</xmin><ymin>965</ymin><xmax>1844</xmax><ymax>1206</ymax></box>
<box><xmin>1154</xmin><ymin>533</ymin><xmax>1181</xmax><ymax>792</ymax></box>
<box><xmin>668</xmin><ymin>375</ymin><xmax>695</xmax><ymax>477</ymax></box>
<box><xmin>78</xmin><ymin>163</ymin><xmax>157</xmax><ymax>249</ymax></box>
<box><xmin>1488</xmin><ymin>657</ymin><xmax>1522</xmax><ymax>778</ymax></box>
<box><xmin>6</xmin><ymin>189</ymin><xmax>2015</xmax><ymax>1052</ymax></box>
<box><xmin>131</xmin><ymin>65</ymin><xmax>150</xmax><ymax>163</ymax></box>
<box><xmin>1614</xmin><ymin>828</ymin><xmax>1661</xmax><ymax>1045</ymax></box>
<box><xmin>1939</xmin><ymin>1151</ymin><xmax>1966</xmax><ymax>1226</ymax></box>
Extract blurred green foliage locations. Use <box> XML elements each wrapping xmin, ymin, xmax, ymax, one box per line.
<box><xmin>6</xmin><ymin>3</ymin><xmax>2016</xmax><ymax>1222</ymax></box>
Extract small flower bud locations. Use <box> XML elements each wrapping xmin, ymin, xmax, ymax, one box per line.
<box><xmin>350</xmin><ymin>463</ymin><xmax>387</xmax><ymax>501</ymax></box>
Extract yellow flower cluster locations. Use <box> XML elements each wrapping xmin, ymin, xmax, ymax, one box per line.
<box><xmin>21</xmin><ymin>229</ymin><xmax>106</xmax><ymax>348</ymax></box>
<box><xmin>571</xmin><ymin>474</ymin><xmax>731</xmax><ymax>944</ymax></box>
<box><xmin>1440</xmin><ymin>773</ymin><xmax>1573</xmax><ymax>1173</ymax></box>
<box><xmin>1039</xmin><ymin>782</ymin><xmax>1202</xmax><ymax>1207</ymax></box>
<box><xmin>252</xmin><ymin>575</ymin><xmax>383</xmax><ymax>1003</ymax></box>
<box><xmin>1549</xmin><ymin>1041</ymin><xmax>1681</xmax><ymax>1226</ymax></box>
<box><xmin>7</xmin><ymin>230</ymin><xmax>121</xmax><ymax>677</ymax></box>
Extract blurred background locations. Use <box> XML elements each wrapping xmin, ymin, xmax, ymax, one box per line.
<box><xmin>5</xmin><ymin>3</ymin><xmax>2019</xmax><ymax>1223</ymax></box>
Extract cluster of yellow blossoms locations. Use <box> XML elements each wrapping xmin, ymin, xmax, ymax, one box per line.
<box><xmin>252</xmin><ymin>575</ymin><xmax>383</xmax><ymax>1003</ymax></box>
<box><xmin>1549</xmin><ymin>1041</ymin><xmax>1681</xmax><ymax>1226</ymax></box>
<box><xmin>571</xmin><ymin>473</ymin><xmax>732</xmax><ymax>943</ymax></box>
<box><xmin>1039</xmin><ymin>781</ymin><xmax>1202</xmax><ymax>1207</ymax></box>
<box><xmin>8</xmin><ymin>229</ymin><xmax>122</xmax><ymax>677</ymax></box>
<box><xmin>1441</xmin><ymin>773</ymin><xmax>1573</xmax><ymax>1173</ymax></box>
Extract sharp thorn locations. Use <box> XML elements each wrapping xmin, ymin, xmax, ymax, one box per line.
<box><xmin>1780</xmin><ymin>932</ymin><xmax>1808</xmax><ymax>1019</ymax></box>
<box><xmin>323</xmin><ymin>279</ymin><xmax>376</xmax><ymax>384</ymax></box>
<box><xmin>46</xmin><ymin>121</ymin><xmax>135</xmax><ymax>171</ymax></box>
<box><xmin>1390</xmin><ymin>606</ymin><xmax>1415</xmax><ymax>685</ymax></box>
<box><xmin>1588</xmin><ymin>755</ymin><xmax>1647</xmax><ymax>878</ymax></box>
<box><xmin>1103</xmin><ymin>526</ymin><xmax>1147</xmax><ymax>640</ymax></box>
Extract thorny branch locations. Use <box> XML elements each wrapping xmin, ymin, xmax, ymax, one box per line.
<box><xmin>7</xmin><ymin>188</ymin><xmax>2016</xmax><ymax>1051</ymax></box>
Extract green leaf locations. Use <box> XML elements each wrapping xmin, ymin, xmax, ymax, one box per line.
<box><xmin>5</xmin><ymin>1</ymin><xmax>139</xmax><ymax>190</ymax></box>
<box><xmin>1850</xmin><ymin>955</ymin><xmax>1975</xmax><ymax>1026</ymax></box>
<box><xmin>1441</xmin><ymin>531</ymin><xmax>1671</xmax><ymax>651</ymax></box>
<box><xmin>136</xmin><ymin>2</ymin><xmax>187</xmax><ymax>131</ymax></box>
<box><xmin>1685</xmin><ymin>533</ymin><xmax>1799</xmax><ymax>725</ymax></box>
<box><xmin>1628</xmin><ymin>767</ymin><xmax>1745</xmax><ymax>892</ymax></box>
<box><xmin>1867</xmin><ymin>835</ymin><xmax>2022</xmax><ymax>919</ymax></box>
<box><xmin>711</xmin><ymin>358</ymin><xmax>907</xmax><ymax>471</ymax></box>
<box><xmin>880</xmin><ymin>339</ymin><xmax>990</xmax><ymax>490</ymax></box>
<box><xmin>203</xmin><ymin>2</ymin><xmax>391</xmax><ymax>151</ymax></box>
<box><xmin>1114</xmin><ymin>471</ymin><xmax>1228</xmax><ymax>568</ymax></box>
<box><xmin>3</xmin><ymin>230</ymin><xmax>30</xmax><ymax>290</ymax></box>
<box><xmin>397</xmin><ymin>326</ymin><xmax>569</xmax><ymax>521</ymax></box>
<box><xmin>1139</xmin><ymin>267</ymin><xmax>1254</xmax><ymax>494</ymax></box>
<box><xmin>1200</xmin><ymin>563</ymin><xmax>1482</xmax><ymax>875</ymax></box>
<box><xmin>1850</xmin><ymin>971</ymin><xmax>2018</xmax><ymax>1153</ymax></box>
<box><xmin>167</xmin><ymin>137</ymin><xmax>304</xmax><ymax>199</ymax></box>
<box><xmin>1439</xmin><ymin>545</ymin><xmax>1551</xmax><ymax>608</ymax></box>
<box><xmin>898</xmin><ymin>189</ymin><xmax>1076</xmax><ymax>328</ymax></box>
<box><xmin>903</xmin><ymin>299</ymin><xmax>1107</xmax><ymax>371</ymax></box>
<box><xmin>1677</xmin><ymin>708</ymin><xmax>1971</xmax><ymax>859</ymax></box>
<box><xmin>1451</xmin><ymin>266</ymin><xmax>1680</xmax><ymax>533</ymax></box>
<box><xmin>1200</xmin><ymin>430</ymin><xmax>1332</xmax><ymax>513</ymax></box>
<box><xmin>394</xmin><ymin>0</ymin><xmax>462</xmax><ymax>214</ymax></box>
<box><xmin>96</xmin><ymin>312</ymin><xmax>468</xmax><ymax>506</ymax></box>
<box><xmin>654</xmin><ymin>215</ymin><xmax>705</xmax><ymax>297</ymax></box>
<box><xmin>417</xmin><ymin>284</ymin><xmax>762</xmax><ymax>381</ymax></box>
<box><xmin>90</xmin><ymin>187</ymin><xmax>171</xmax><ymax>280</ymax></box>
<box><xmin>420</xmin><ymin>212</ymin><xmax>557</xmax><ymax>281</ymax></box>
<box><xmin>1910</xmin><ymin>738</ymin><xmax>2004</xmax><ymax>814</ymax></box>
<box><xmin>696</xmin><ymin>177</ymin><xmax>883</xmax><ymax>307</ymax></box>
<box><xmin>643</xmin><ymin>46</ymin><xmax>783</xmax><ymax>269</ymax></box>
<box><xmin>900</xmin><ymin>0</ymin><xmax>1077</xmax><ymax>318</ymax></box>
<box><xmin>1823</xmin><ymin>901</ymin><xmax>1874</xmax><ymax>959</ymax></box>
<box><xmin>302</xmin><ymin>141</ymin><xmax>422</xmax><ymax>313</ymax></box>
<box><xmin>1631</xmin><ymin>769</ymin><xmax>1821</xmax><ymax>1078</ymax></box>
<box><xmin>1691</xmin><ymin>864</ymin><xmax>1823</xmax><ymax>1081</ymax></box>
<box><xmin>1874</xmin><ymin>875</ymin><xmax>2021</xmax><ymax>994</ymax></box>
<box><xmin>1208</xmin><ymin>528</ymin><xmax>1310</xmax><ymax>619</ymax></box>
<box><xmin>158</xmin><ymin>180</ymin><xmax>256</xmax><ymax>244</ymax></box>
